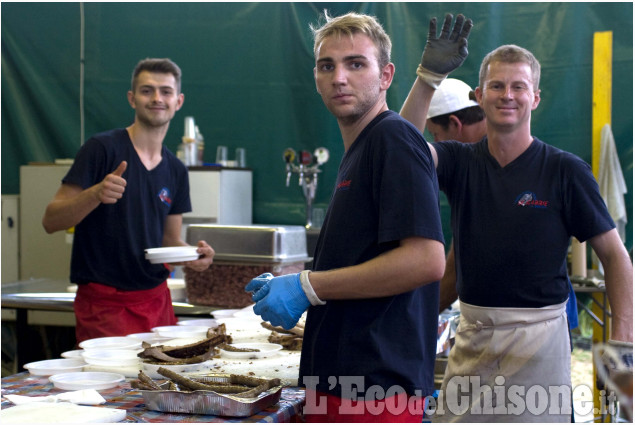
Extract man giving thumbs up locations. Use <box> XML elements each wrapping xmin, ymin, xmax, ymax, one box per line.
<box><xmin>43</xmin><ymin>58</ymin><xmax>215</xmax><ymax>343</ymax></box>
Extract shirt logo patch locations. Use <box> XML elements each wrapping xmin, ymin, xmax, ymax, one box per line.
<box><xmin>158</xmin><ymin>188</ymin><xmax>172</xmax><ymax>206</ymax></box>
<box><xmin>515</xmin><ymin>191</ymin><xmax>549</xmax><ymax>208</ymax></box>
<box><xmin>337</xmin><ymin>179</ymin><xmax>352</xmax><ymax>190</ymax></box>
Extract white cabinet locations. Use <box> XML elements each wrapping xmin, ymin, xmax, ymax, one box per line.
<box><xmin>20</xmin><ymin>165</ymin><xmax>72</xmax><ymax>280</ymax></box>
<box><xmin>184</xmin><ymin>168</ymin><xmax>252</xmax><ymax>225</ymax></box>
<box><xmin>2</xmin><ymin>195</ymin><xmax>20</xmax><ymax>282</ymax></box>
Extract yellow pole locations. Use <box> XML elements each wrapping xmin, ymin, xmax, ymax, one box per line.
<box><xmin>591</xmin><ymin>30</ymin><xmax>612</xmax><ymax>422</ymax></box>
<box><xmin>592</xmin><ymin>31</ymin><xmax>612</xmax><ymax>176</ymax></box>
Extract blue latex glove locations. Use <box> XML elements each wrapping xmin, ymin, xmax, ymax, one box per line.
<box><xmin>245</xmin><ymin>273</ymin><xmax>274</xmax><ymax>302</ymax></box>
<box><xmin>245</xmin><ymin>272</ymin><xmax>310</xmax><ymax>330</ymax></box>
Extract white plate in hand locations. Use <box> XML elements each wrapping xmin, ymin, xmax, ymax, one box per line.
<box><xmin>219</xmin><ymin>343</ymin><xmax>283</xmax><ymax>359</ymax></box>
<box><xmin>145</xmin><ymin>247</ymin><xmax>200</xmax><ymax>264</ymax></box>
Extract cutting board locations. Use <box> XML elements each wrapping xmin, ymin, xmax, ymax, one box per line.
<box><xmin>0</xmin><ymin>402</ymin><xmax>126</xmax><ymax>423</ymax></box>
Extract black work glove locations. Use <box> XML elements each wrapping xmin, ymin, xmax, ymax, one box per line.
<box><xmin>417</xmin><ymin>13</ymin><xmax>473</xmax><ymax>88</ymax></box>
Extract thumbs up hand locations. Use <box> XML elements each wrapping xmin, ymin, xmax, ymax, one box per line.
<box><xmin>97</xmin><ymin>161</ymin><xmax>127</xmax><ymax>204</ymax></box>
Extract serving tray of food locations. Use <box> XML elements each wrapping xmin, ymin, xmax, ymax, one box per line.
<box><xmin>132</xmin><ymin>370</ymin><xmax>282</xmax><ymax>417</ymax></box>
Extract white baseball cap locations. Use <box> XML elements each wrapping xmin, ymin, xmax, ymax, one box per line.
<box><xmin>427</xmin><ymin>78</ymin><xmax>479</xmax><ymax>119</ymax></box>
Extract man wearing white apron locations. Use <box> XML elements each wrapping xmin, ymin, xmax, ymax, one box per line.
<box><xmin>402</xmin><ymin>43</ymin><xmax>633</xmax><ymax>422</ymax></box>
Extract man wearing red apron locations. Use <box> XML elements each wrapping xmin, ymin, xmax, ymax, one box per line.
<box><xmin>43</xmin><ymin>58</ymin><xmax>214</xmax><ymax>343</ymax></box>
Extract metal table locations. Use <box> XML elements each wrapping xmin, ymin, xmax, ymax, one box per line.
<box><xmin>1</xmin><ymin>278</ymin><xmax>218</xmax><ymax>371</ymax></box>
<box><xmin>570</xmin><ymin>277</ymin><xmax>609</xmax><ymax>343</ymax></box>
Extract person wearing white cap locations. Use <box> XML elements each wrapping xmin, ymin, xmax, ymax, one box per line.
<box><xmin>426</xmin><ymin>78</ymin><xmax>486</xmax><ymax>143</ymax></box>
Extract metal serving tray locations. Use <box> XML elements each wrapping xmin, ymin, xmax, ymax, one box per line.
<box><xmin>186</xmin><ymin>224</ymin><xmax>310</xmax><ymax>264</ymax></box>
<box><xmin>139</xmin><ymin>374</ymin><xmax>283</xmax><ymax>417</ymax></box>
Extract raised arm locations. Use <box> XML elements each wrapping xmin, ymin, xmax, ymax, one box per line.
<box><xmin>400</xmin><ymin>13</ymin><xmax>473</xmax><ymax>133</ymax></box>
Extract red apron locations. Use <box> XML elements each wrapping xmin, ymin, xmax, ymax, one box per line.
<box><xmin>74</xmin><ymin>281</ymin><xmax>177</xmax><ymax>344</ymax></box>
<box><xmin>303</xmin><ymin>389</ymin><xmax>425</xmax><ymax>423</ymax></box>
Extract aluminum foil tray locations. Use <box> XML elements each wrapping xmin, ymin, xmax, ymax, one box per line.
<box><xmin>186</xmin><ymin>224</ymin><xmax>310</xmax><ymax>264</ymax></box>
<box><xmin>139</xmin><ymin>374</ymin><xmax>283</xmax><ymax>417</ymax></box>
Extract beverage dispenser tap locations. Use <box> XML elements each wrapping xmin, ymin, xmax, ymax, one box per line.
<box><xmin>282</xmin><ymin>147</ymin><xmax>329</xmax><ymax>229</ymax></box>
<box><xmin>283</xmin><ymin>148</ymin><xmax>295</xmax><ymax>187</ymax></box>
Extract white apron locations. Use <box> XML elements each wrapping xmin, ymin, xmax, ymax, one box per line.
<box><xmin>432</xmin><ymin>300</ymin><xmax>571</xmax><ymax>422</ymax></box>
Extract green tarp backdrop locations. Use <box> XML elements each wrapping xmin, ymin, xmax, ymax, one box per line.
<box><xmin>2</xmin><ymin>2</ymin><xmax>633</xmax><ymax>251</ymax></box>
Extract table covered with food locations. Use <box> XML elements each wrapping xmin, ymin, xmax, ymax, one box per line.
<box><xmin>1</xmin><ymin>307</ymin><xmax>307</xmax><ymax>423</ymax></box>
<box><xmin>1</xmin><ymin>372</ymin><xmax>305</xmax><ymax>423</ymax></box>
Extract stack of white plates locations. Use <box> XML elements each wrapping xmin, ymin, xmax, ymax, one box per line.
<box><xmin>219</xmin><ymin>343</ymin><xmax>283</xmax><ymax>359</ymax></box>
<box><xmin>24</xmin><ymin>359</ymin><xmax>87</xmax><ymax>376</ymax></box>
<box><xmin>233</xmin><ymin>305</ymin><xmax>258</xmax><ymax>319</ymax></box>
<box><xmin>214</xmin><ymin>317</ymin><xmax>271</xmax><ymax>343</ymax></box>
<box><xmin>141</xmin><ymin>360</ymin><xmax>211</xmax><ymax>379</ymax></box>
<box><xmin>61</xmin><ymin>349</ymin><xmax>84</xmax><ymax>359</ymax></box>
<box><xmin>144</xmin><ymin>247</ymin><xmax>199</xmax><ymax>264</ymax></box>
<box><xmin>82</xmin><ymin>349</ymin><xmax>141</xmax><ymax>368</ymax></box>
<box><xmin>151</xmin><ymin>325</ymin><xmax>209</xmax><ymax>339</ymax></box>
<box><xmin>49</xmin><ymin>372</ymin><xmax>125</xmax><ymax>391</ymax></box>
<box><xmin>126</xmin><ymin>332</ymin><xmax>173</xmax><ymax>344</ymax></box>
<box><xmin>177</xmin><ymin>318</ymin><xmax>218</xmax><ymax>328</ymax></box>
<box><xmin>211</xmin><ymin>309</ymin><xmax>240</xmax><ymax>319</ymax></box>
<box><xmin>79</xmin><ymin>336</ymin><xmax>141</xmax><ymax>351</ymax></box>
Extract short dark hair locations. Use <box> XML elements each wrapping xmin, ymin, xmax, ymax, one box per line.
<box><xmin>131</xmin><ymin>58</ymin><xmax>182</xmax><ymax>93</ymax></box>
<box><xmin>429</xmin><ymin>105</ymin><xmax>485</xmax><ymax>129</ymax></box>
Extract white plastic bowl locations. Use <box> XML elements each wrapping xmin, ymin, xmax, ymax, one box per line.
<box><xmin>158</xmin><ymin>337</ymin><xmax>209</xmax><ymax>347</ymax></box>
<box><xmin>24</xmin><ymin>358</ymin><xmax>87</xmax><ymax>376</ymax></box>
<box><xmin>81</xmin><ymin>349</ymin><xmax>141</xmax><ymax>367</ymax></box>
<box><xmin>210</xmin><ymin>309</ymin><xmax>240</xmax><ymax>319</ymax></box>
<box><xmin>152</xmin><ymin>325</ymin><xmax>209</xmax><ymax>339</ymax></box>
<box><xmin>213</xmin><ymin>317</ymin><xmax>272</xmax><ymax>343</ymax></box>
<box><xmin>233</xmin><ymin>305</ymin><xmax>258</xmax><ymax>319</ymax></box>
<box><xmin>49</xmin><ymin>372</ymin><xmax>125</xmax><ymax>390</ymax></box>
<box><xmin>141</xmin><ymin>360</ymin><xmax>210</xmax><ymax>380</ymax></box>
<box><xmin>79</xmin><ymin>336</ymin><xmax>142</xmax><ymax>350</ymax></box>
<box><xmin>61</xmin><ymin>349</ymin><xmax>84</xmax><ymax>359</ymax></box>
<box><xmin>126</xmin><ymin>332</ymin><xmax>173</xmax><ymax>344</ymax></box>
<box><xmin>219</xmin><ymin>343</ymin><xmax>283</xmax><ymax>359</ymax></box>
<box><xmin>177</xmin><ymin>319</ymin><xmax>218</xmax><ymax>328</ymax></box>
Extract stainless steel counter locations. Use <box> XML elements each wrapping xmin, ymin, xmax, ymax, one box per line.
<box><xmin>1</xmin><ymin>278</ymin><xmax>218</xmax><ymax>372</ymax></box>
<box><xmin>1</xmin><ymin>278</ymin><xmax>217</xmax><ymax>315</ymax></box>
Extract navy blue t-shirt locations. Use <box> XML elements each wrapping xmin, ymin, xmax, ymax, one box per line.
<box><xmin>63</xmin><ymin>128</ymin><xmax>191</xmax><ymax>290</ymax></box>
<box><xmin>435</xmin><ymin>137</ymin><xmax>615</xmax><ymax>307</ymax></box>
<box><xmin>300</xmin><ymin>111</ymin><xmax>444</xmax><ymax>398</ymax></box>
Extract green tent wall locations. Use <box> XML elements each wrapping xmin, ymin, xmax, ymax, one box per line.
<box><xmin>2</xmin><ymin>2</ymin><xmax>633</xmax><ymax>252</ymax></box>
